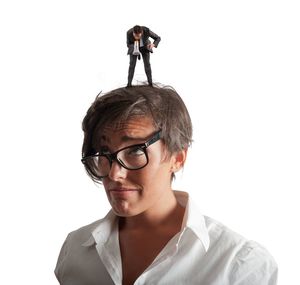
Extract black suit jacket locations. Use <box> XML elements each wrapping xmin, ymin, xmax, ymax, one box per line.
<box><xmin>127</xmin><ymin>26</ymin><xmax>161</xmax><ymax>55</ymax></box>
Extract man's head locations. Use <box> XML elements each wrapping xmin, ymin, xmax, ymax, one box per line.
<box><xmin>133</xmin><ymin>25</ymin><xmax>143</xmax><ymax>40</ymax></box>
<box><xmin>81</xmin><ymin>85</ymin><xmax>193</xmax><ymax>216</ymax></box>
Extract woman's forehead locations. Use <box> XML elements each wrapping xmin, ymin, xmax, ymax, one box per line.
<box><xmin>104</xmin><ymin>116</ymin><xmax>153</xmax><ymax>131</ymax></box>
<box><xmin>98</xmin><ymin>116</ymin><xmax>156</xmax><ymax>143</ymax></box>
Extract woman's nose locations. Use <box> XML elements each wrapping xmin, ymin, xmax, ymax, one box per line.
<box><xmin>107</xmin><ymin>160</ymin><xmax>128</xmax><ymax>181</ymax></box>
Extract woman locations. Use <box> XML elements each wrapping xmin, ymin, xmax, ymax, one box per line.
<box><xmin>55</xmin><ymin>84</ymin><xmax>277</xmax><ymax>285</ymax></box>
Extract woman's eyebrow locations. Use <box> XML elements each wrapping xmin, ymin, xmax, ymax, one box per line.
<box><xmin>120</xmin><ymin>135</ymin><xmax>147</xmax><ymax>142</ymax></box>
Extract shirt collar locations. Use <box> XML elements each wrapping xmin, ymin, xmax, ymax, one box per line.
<box><xmin>82</xmin><ymin>211</ymin><xmax>117</xmax><ymax>247</ymax></box>
<box><xmin>82</xmin><ymin>191</ymin><xmax>210</xmax><ymax>252</ymax></box>
<box><xmin>174</xmin><ymin>191</ymin><xmax>210</xmax><ymax>251</ymax></box>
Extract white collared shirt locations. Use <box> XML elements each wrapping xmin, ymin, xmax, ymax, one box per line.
<box><xmin>55</xmin><ymin>191</ymin><xmax>277</xmax><ymax>285</ymax></box>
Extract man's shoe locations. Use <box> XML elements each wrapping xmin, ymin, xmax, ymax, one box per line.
<box><xmin>148</xmin><ymin>83</ymin><xmax>153</xmax><ymax>87</ymax></box>
<box><xmin>126</xmin><ymin>83</ymin><xmax>132</xmax><ymax>88</ymax></box>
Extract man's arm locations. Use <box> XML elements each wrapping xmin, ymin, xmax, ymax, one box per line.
<box><xmin>148</xmin><ymin>29</ymin><xmax>161</xmax><ymax>48</ymax></box>
<box><xmin>126</xmin><ymin>29</ymin><xmax>135</xmax><ymax>55</ymax></box>
<box><xmin>126</xmin><ymin>29</ymin><xmax>132</xmax><ymax>48</ymax></box>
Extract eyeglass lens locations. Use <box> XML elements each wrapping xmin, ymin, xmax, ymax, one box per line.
<box><xmin>86</xmin><ymin>145</ymin><xmax>148</xmax><ymax>178</ymax></box>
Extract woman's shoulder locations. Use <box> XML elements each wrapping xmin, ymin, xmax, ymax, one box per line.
<box><xmin>66</xmin><ymin>218</ymin><xmax>104</xmax><ymax>245</ymax></box>
<box><xmin>203</xmin><ymin>215</ymin><xmax>278</xmax><ymax>283</ymax></box>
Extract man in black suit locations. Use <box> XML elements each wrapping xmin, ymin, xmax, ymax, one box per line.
<box><xmin>127</xmin><ymin>25</ymin><xmax>161</xmax><ymax>87</ymax></box>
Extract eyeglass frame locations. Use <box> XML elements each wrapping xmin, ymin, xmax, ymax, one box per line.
<box><xmin>81</xmin><ymin>130</ymin><xmax>162</xmax><ymax>179</ymax></box>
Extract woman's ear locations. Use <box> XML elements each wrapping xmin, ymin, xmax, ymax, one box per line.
<box><xmin>170</xmin><ymin>148</ymin><xmax>188</xmax><ymax>173</ymax></box>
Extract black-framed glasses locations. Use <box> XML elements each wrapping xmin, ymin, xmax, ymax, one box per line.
<box><xmin>81</xmin><ymin>130</ymin><xmax>161</xmax><ymax>179</ymax></box>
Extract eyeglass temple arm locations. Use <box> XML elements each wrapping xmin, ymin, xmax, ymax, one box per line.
<box><xmin>145</xmin><ymin>131</ymin><xmax>161</xmax><ymax>147</ymax></box>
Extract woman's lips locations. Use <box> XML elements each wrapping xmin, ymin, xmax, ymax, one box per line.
<box><xmin>109</xmin><ymin>188</ymin><xmax>138</xmax><ymax>192</ymax></box>
<box><xmin>108</xmin><ymin>188</ymin><xmax>139</xmax><ymax>197</ymax></box>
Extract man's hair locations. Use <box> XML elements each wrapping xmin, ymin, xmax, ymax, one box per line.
<box><xmin>82</xmin><ymin>84</ymin><xmax>193</xmax><ymax>182</ymax></box>
<box><xmin>133</xmin><ymin>25</ymin><xmax>143</xmax><ymax>34</ymax></box>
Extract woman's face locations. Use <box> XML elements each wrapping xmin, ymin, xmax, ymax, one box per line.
<box><xmin>99</xmin><ymin>117</ymin><xmax>179</xmax><ymax>217</ymax></box>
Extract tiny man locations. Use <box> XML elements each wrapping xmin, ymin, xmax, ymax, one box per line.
<box><xmin>126</xmin><ymin>25</ymin><xmax>161</xmax><ymax>87</ymax></box>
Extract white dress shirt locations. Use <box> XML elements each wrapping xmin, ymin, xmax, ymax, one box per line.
<box><xmin>55</xmin><ymin>191</ymin><xmax>277</xmax><ymax>285</ymax></box>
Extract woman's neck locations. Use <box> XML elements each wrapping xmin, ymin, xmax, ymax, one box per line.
<box><xmin>119</xmin><ymin>191</ymin><xmax>185</xmax><ymax>232</ymax></box>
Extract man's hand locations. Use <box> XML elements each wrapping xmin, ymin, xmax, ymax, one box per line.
<box><xmin>148</xmin><ymin>43</ymin><xmax>155</xmax><ymax>49</ymax></box>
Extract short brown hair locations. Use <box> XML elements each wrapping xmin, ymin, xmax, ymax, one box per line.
<box><xmin>133</xmin><ymin>25</ymin><xmax>143</xmax><ymax>34</ymax></box>
<box><xmin>82</xmin><ymin>84</ymin><xmax>193</xmax><ymax>182</ymax></box>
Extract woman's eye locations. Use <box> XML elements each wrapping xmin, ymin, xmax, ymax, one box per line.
<box><xmin>127</xmin><ymin>147</ymin><xmax>144</xmax><ymax>156</ymax></box>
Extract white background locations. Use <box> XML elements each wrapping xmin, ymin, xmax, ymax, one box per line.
<box><xmin>0</xmin><ymin>0</ymin><xmax>299</xmax><ymax>284</ymax></box>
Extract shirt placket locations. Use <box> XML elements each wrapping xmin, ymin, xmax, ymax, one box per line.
<box><xmin>133</xmin><ymin>229</ymin><xmax>186</xmax><ymax>285</ymax></box>
<box><xmin>94</xmin><ymin>220</ymin><xmax>123</xmax><ymax>285</ymax></box>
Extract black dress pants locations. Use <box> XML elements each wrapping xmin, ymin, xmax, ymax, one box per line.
<box><xmin>127</xmin><ymin>51</ymin><xmax>152</xmax><ymax>85</ymax></box>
